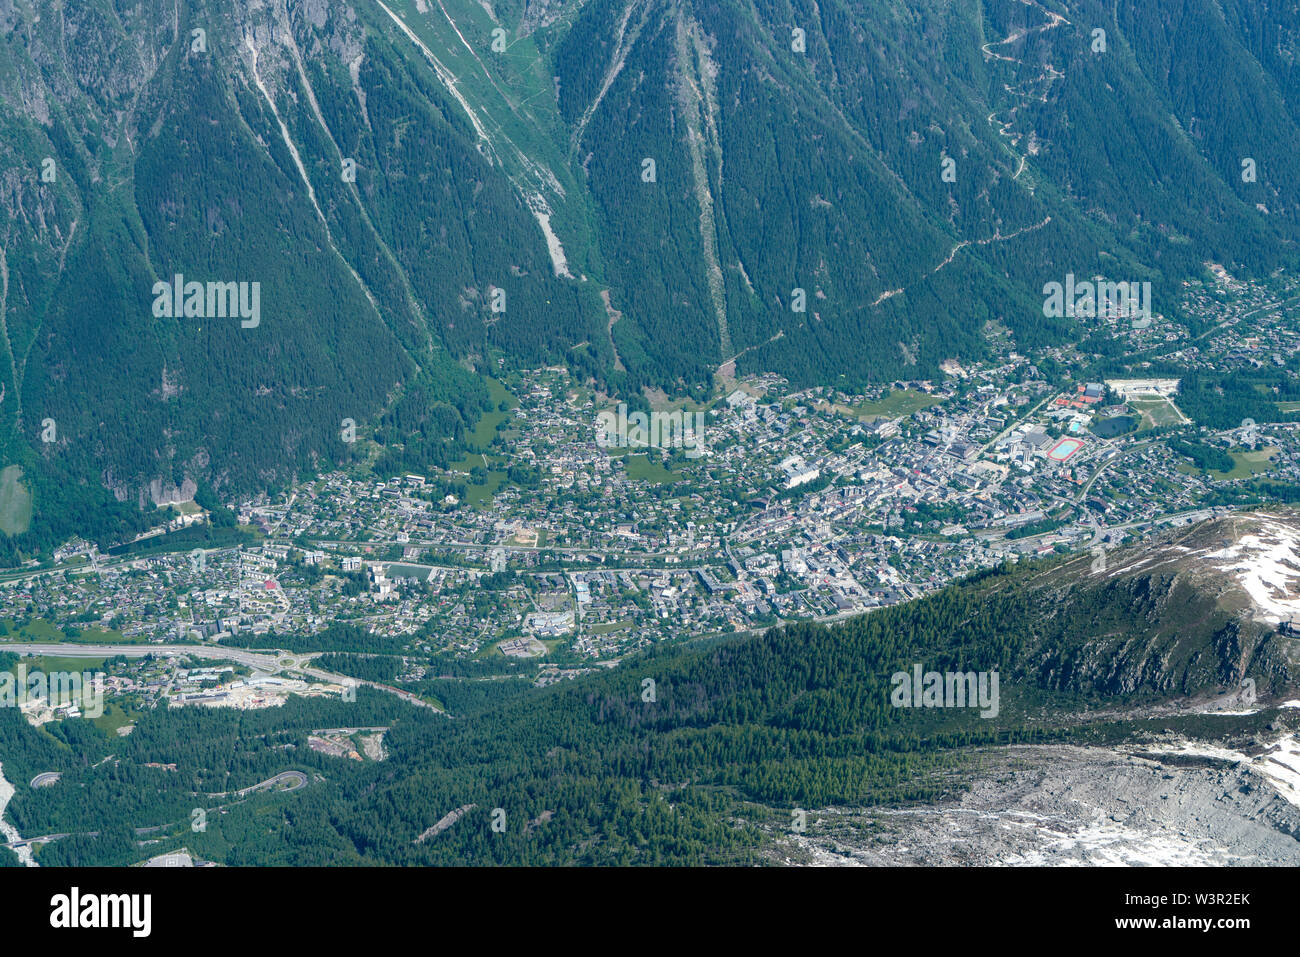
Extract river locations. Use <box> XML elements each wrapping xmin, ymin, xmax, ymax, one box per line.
<box><xmin>0</xmin><ymin>761</ymin><xmax>36</xmax><ymax>866</ymax></box>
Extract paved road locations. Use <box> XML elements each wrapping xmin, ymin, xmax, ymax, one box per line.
<box><xmin>10</xmin><ymin>769</ymin><xmax>311</xmax><ymax>847</ymax></box>
<box><xmin>310</xmin><ymin>726</ymin><xmax>389</xmax><ymax>736</ymax></box>
<box><xmin>0</xmin><ymin>642</ymin><xmax>440</xmax><ymax>711</ymax></box>
<box><xmin>207</xmin><ymin>770</ymin><xmax>308</xmax><ymax>800</ymax></box>
<box><xmin>3</xmin><ymin>831</ymin><xmax>95</xmax><ymax>849</ymax></box>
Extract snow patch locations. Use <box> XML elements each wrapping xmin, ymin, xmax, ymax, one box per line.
<box><xmin>1000</xmin><ymin>813</ymin><xmax>1241</xmax><ymax>866</ymax></box>
<box><xmin>1205</xmin><ymin>517</ymin><xmax>1300</xmax><ymax>623</ymax></box>
<box><xmin>1154</xmin><ymin>734</ymin><xmax>1300</xmax><ymax>811</ymax></box>
<box><xmin>1257</xmin><ymin>736</ymin><xmax>1300</xmax><ymax>806</ymax></box>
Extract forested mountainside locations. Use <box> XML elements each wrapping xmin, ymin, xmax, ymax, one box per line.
<box><xmin>3</xmin><ymin>511</ymin><xmax>1296</xmax><ymax>865</ymax></box>
<box><xmin>1</xmin><ymin>0</ymin><xmax>1298</xmax><ymax>538</ymax></box>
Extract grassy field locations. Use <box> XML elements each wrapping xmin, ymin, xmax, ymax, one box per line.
<box><xmin>0</xmin><ymin>465</ymin><xmax>32</xmax><ymax>535</ymax></box>
<box><xmin>467</xmin><ymin>378</ymin><xmax>518</xmax><ymax>449</ymax></box>
<box><xmin>91</xmin><ymin>700</ymin><xmax>140</xmax><ymax>735</ymax></box>
<box><xmin>0</xmin><ymin>619</ymin><xmax>133</xmax><ymax>644</ymax></box>
<box><xmin>4</xmin><ymin>618</ymin><xmax>61</xmax><ymax>641</ymax></box>
<box><xmin>853</xmin><ymin>390</ymin><xmax>940</xmax><ymax>420</ymax></box>
<box><xmin>1129</xmin><ymin>396</ymin><xmax>1188</xmax><ymax>429</ymax></box>
<box><xmin>644</xmin><ymin>387</ymin><xmax>713</xmax><ymax>416</ymax></box>
<box><xmin>623</xmin><ymin>454</ymin><xmax>682</xmax><ymax>483</ymax></box>
<box><xmin>449</xmin><ymin>452</ymin><xmax>510</xmax><ymax>507</ymax></box>
<box><xmin>1209</xmin><ymin>447</ymin><xmax>1279</xmax><ymax>481</ymax></box>
<box><xmin>6</xmin><ymin>655</ymin><xmax>108</xmax><ymax>674</ymax></box>
<box><xmin>73</xmin><ymin>625</ymin><xmax>133</xmax><ymax>643</ymax></box>
<box><xmin>445</xmin><ymin>378</ymin><xmax>519</xmax><ymax>507</ymax></box>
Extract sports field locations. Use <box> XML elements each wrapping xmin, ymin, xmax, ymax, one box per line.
<box><xmin>1047</xmin><ymin>437</ymin><xmax>1084</xmax><ymax>462</ymax></box>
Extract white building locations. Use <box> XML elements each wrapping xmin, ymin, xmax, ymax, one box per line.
<box><xmin>779</xmin><ymin>455</ymin><xmax>821</xmax><ymax>489</ymax></box>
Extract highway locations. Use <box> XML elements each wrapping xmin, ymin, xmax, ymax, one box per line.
<box><xmin>0</xmin><ymin>642</ymin><xmax>441</xmax><ymax>711</ymax></box>
<box><xmin>2</xmin><ymin>831</ymin><xmax>93</xmax><ymax>850</ymax></box>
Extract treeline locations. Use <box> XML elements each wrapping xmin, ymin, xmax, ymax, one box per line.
<box><xmin>1169</xmin><ymin>438</ymin><xmax>1235</xmax><ymax>473</ymax></box>
<box><xmin>221</xmin><ymin>623</ymin><xmax>408</xmax><ymax>655</ymax></box>
<box><xmin>1</xmin><ymin>536</ymin><xmax>1277</xmax><ymax>865</ymax></box>
<box><xmin>6</xmin><ymin>687</ymin><xmax>421</xmax><ymax>866</ymax></box>
<box><xmin>315</xmin><ymin>653</ymin><xmax>402</xmax><ymax>684</ymax></box>
<box><xmin>0</xmin><ymin>461</ymin><xmax>164</xmax><ymax>566</ymax></box>
<box><xmin>1006</xmin><ymin>516</ymin><xmax>1068</xmax><ymax>539</ymax></box>
<box><xmin>1167</xmin><ymin>370</ymin><xmax>1300</xmax><ymax>429</ymax></box>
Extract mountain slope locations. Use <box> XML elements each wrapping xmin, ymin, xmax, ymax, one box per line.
<box><xmin>230</xmin><ymin>510</ymin><xmax>1300</xmax><ymax>862</ymax></box>
<box><xmin>0</xmin><ymin>0</ymin><xmax>600</xmax><ymax>550</ymax></box>
<box><xmin>5</xmin><ymin>509</ymin><xmax>1300</xmax><ymax>864</ymax></box>
<box><xmin>550</xmin><ymin>0</ymin><xmax>1300</xmax><ymax>386</ymax></box>
<box><xmin>2</xmin><ymin>0</ymin><xmax>1300</xmax><ymax>541</ymax></box>
<box><xmin>341</xmin><ymin>511</ymin><xmax>1300</xmax><ymax>864</ymax></box>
